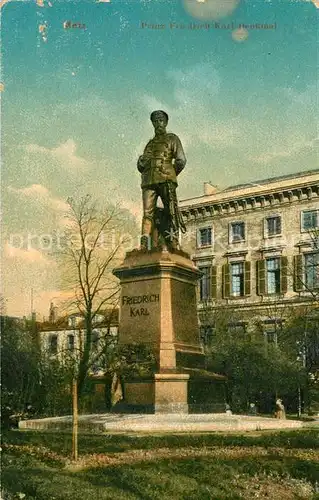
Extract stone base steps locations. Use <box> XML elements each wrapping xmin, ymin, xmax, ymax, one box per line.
<box><xmin>19</xmin><ymin>413</ymin><xmax>303</xmax><ymax>433</ymax></box>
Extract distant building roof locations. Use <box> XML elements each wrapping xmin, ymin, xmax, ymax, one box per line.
<box><xmin>223</xmin><ymin>169</ymin><xmax>319</xmax><ymax>193</ymax></box>
<box><xmin>180</xmin><ymin>168</ymin><xmax>319</xmax><ymax>208</ymax></box>
<box><xmin>38</xmin><ymin>308</ymin><xmax>119</xmax><ymax>332</ymax></box>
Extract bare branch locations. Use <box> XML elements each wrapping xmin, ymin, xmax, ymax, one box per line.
<box><xmin>58</xmin><ymin>195</ymin><xmax>137</xmax><ymax>398</ymax></box>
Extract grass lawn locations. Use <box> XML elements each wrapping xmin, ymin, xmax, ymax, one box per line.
<box><xmin>2</xmin><ymin>429</ymin><xmax>319</xmax><ymax>499</ymax></box>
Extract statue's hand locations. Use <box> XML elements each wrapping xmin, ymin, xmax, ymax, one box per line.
<box><xmin>175</xmin><ymin>159</ymin><xmax>185</xmax><ymax>175</ymax></box>
<box><xmin>137</xmin><ymin>155</ymin><xmax>150</xmax><ymax>173</ymax></box>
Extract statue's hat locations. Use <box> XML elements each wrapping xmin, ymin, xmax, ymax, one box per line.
<box><xmin>150</xmin><ymin>110</ymin><xmax>168</xmax><ymax>122</ymax></box>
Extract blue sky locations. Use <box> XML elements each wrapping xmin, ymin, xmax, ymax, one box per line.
<box><xmin>2</xmin><ymin>0</ymin><xmax>318</xmax><ymax>316</ymax></box>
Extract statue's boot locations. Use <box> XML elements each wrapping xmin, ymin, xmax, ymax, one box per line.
<box><xmin>140</xmin><ymin>217</ymin><xmax>153</xmax><ymax>250</ymax></box>
<box><xmin>140</xmin><ymin>235</ymin><xmax>151</xmax><ymax>250</ymax></box>
<box><xmin>170</xmin><ymin>238</ymin><xmax>179</xmax><ymax>251</ymax></box>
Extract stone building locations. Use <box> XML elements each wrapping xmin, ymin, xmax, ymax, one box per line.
<box><xmin>39</xmin><ymin>309</ymin><xmax>119</xmax><ymax>375</ymax></box>
<box><xmin>37</xmin><ymin>308</ymin><xmax>120</xmax><ymax>411</ymax></box>
<box><xmin>179</xmin><ymin>169</ymin><xmax>319</xmax><ymax>347</ymax></box>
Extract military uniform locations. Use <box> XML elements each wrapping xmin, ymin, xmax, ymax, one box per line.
<box><xmin>138</xmin><ymin>133</ymin><xmax>186</xmax><ymax>187</ymax></box>
<box><xmin>137</xmin><ymin>131</ymin><xmax>186</xmax><ymax>247</ymax></box>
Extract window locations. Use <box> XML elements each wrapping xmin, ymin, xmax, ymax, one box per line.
<box><xmin>266</xmin><ymin>258</ymin><xmax>281</xmax><ymax>294</ymax></box>
<box><xmin>302</xmin><ymin>210</ymin><xmax>318</xmax><ymax>231</ymax></box>
<box><xmin>68</xmin><ymin>316</ymin><xmax>76</xmax><ymax>328</ymax></box>
<box><xmin>230</xmin><ymin>222</ymin><xmax>245</xmax><ymax>242</ymax></box>
<box><xmin>257</xmin><ymin>257</ymin><xmax>288</xmax><ymax>296</ymax></box>
<box><xmin>49</xmin><ymin>334</ymin><xmax>58</xmax><ymax>354</ymax></box>
<box><xmin>198</xmin><ymin>227</ymin><xmax>212</xmax><ymax>247</ymax></box>
<box><xmin>199</xmin><ymin>266</ymin><xmax>211</xmax><ymax>301</ymax></box>
<box><xmin>200</xmin><ymin>325</ymin><xmax>214</xmax><ymax>346</ymax></box>
<box><xmin>304</xmin><ymin>253</ymin><xmax>319</xmax><ymax>290</ymax></box>
<box><xmin>266</xmin><ymin>216</ymin><xmax>281</xmax><ymax>236</ymax></box>
<box><xmin>223</xmin><ymin>261</ymin><xmax>251</xmax><ymax>298</ymax></box>
<box><xmin>265</xmin><ymin>329</ymin><xmax>278</xmax><ymax>345</ymax></box>
<box><xmin>263</xmin><ymin>320</ymin><xmax>282</xmax><ymax>346</ymax></box>
<box><xmin>231</xmin><ymin>262</ymin><xmax>244</xmax><ymax>296</ymax></box>
<box><xmin>228</xmin><ymin>322</ymin><xmax>246</xmax><ymax>337</ymax></box>
<box><xmin>67</xmin><ymin>334</ymin><xmax>75</xmax><ymax>351</ymax></box>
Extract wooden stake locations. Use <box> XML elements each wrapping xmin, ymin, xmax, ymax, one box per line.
<box><xmin>72</xmin><ymin>379</ymin><xmax>78</xmax><ymax>461</ymax></box>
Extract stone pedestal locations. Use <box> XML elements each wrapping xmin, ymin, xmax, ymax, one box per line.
<box><xmin>113</xmin><ymin>248</ymin><xmax>204</xmax><ymax>413</ymax></box>
<box><xmin>122</xmin><ymin>374</ymin><xmax>190</xmax><ymax>413</ymax></box>
<box><xmin>113</xmin><ymin>248</ymin><xmax>204</xmax><ymax>369</ymax></box>
<box><xmin>154</xmin><ymin>373</ymin><xmax>190</xmax><ymax>413</ymax></box>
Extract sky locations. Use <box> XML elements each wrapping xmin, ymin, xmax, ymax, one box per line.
<box><xmin>1</xmin><ymin>0</ymin><xmax>318</xmax><ymax>317</ymax></box>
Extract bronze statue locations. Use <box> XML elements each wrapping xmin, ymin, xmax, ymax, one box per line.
<box><xmin>137</xmin><ymin>110</ymin><xmax>187</xmax><ymax>250</ymax></box>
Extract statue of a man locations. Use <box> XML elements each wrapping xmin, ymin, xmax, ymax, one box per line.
<box><xmin>137</xmin><ymin>110</ymin><xmax>187</xmax><ymax>250</ymax></box>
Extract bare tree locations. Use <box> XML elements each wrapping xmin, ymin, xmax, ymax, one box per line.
<box><xmin>61</xmin><ymin>195</ymin><xmax>137</xmax><ymax>397</ymax></box>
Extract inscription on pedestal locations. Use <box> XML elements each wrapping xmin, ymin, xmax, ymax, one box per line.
<box><xmin>122</xmin><ymin>294</ymin><xmax>160</xmax><ymax>318</ymax></box>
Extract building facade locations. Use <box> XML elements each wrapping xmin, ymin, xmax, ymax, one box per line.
<box><xmin>39</xmin><ymin>310</ymin><xmax>119</xmax><ymax>375</ymax></box>
<box><xmin>179</xmin><ymin>170</ymin><xmax>319</xmax><ymax>346</ymax></box>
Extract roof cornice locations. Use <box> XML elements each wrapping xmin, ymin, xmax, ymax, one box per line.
<box><xmin>181</xmin><ymin>182</ymin><xmax>319</xmax><ymax>220</ymax></box>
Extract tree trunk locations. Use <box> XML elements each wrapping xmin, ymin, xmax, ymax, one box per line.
<box><xmin>77</xmin><ymin>313</ymin><xmax>92</xmax><ymax>398</ymax></box>
<box><xmin>72</xmin><ymin>379</ymin><xmax>78</xmax><ymax>461</ymax></box>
